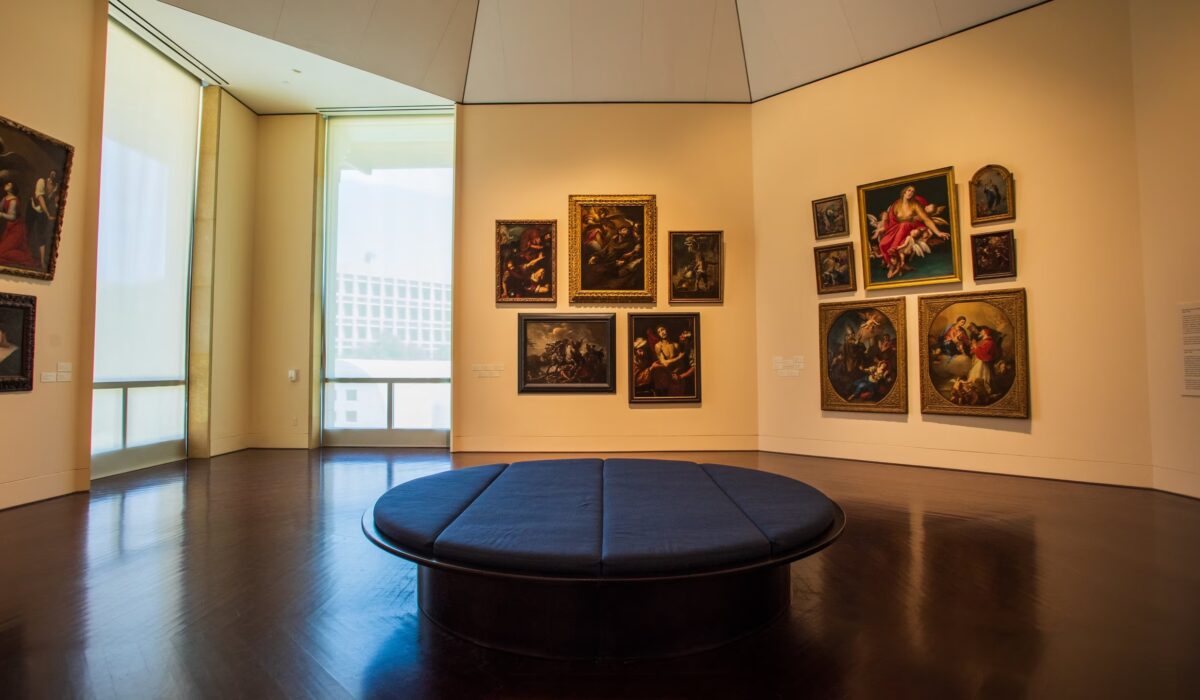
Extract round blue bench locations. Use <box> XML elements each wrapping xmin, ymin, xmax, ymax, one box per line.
<box><xmin>363</xmin><ymin>458</ymin><xmax>844</xmax><ymax>658</ymax></box>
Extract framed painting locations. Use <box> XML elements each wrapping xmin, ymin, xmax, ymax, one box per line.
<box><xmin>918</xmin><ymin>288</ymin><xmax>1029</xmax><ymax>418</ymax></box>
<box><xmin>496</xmin><ymin>219</ymin><xmax>556</xmax><ymax>302</ymax></box>
<box><xmin>0</xmin><ymin>115</ymin><xmax>73</xmax><ymax>281</ymax></box>
<box><xmin>968</xmin><ymin>164</ymin><xmax>1015</xmax><ymax>225</ymax></box>
<box><xmin>668</xmin><ymin>231</ymin><xmax>722</xmax><ymax>303</ymax></box>
<box><xmin>517</xmin><ymin>313</ymin><xmax>616</xmax><ymax>393</ymax></box>
<box><xmin>857</xmin><ymin>166</ymin><xmax>961</xmax><ymax>290</ymax></box>
<box><xmin>0</xmin><ymin>292</ymin><xmax>35</xmax><ymax>392</ymax></box>
<box><xmin>628</xmin><ymin>312</ymin><xmax>700</xmax><ymax>404</ymax></box>
<box><xmin>569</xmin><ymin>194</ymin><xmax>656</xmax><ymax>303</ymax></box>
<box><xmin>970</xmin><ymin>230</ymin><xmax>1017</xmax><ymax>280</ymax></box>
<box><xmin>819</xmin><ymin>297</ymin><xmax>907</xmax><ymax>413</ymax></box>
<box><xmin>812</xmin><ymin>194</ymin><xmax>849</xmax><ymax>239</ymax></box>
<box><xmin>813</xmin><ymin>242</ymin><xmax>856</xmax><ymax>294</ymax></box>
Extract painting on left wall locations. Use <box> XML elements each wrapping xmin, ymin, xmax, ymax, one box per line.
<box><xmin>0</xmin><ymin>292</ymin><xmax>35</xmax><ymax>393</ymax></box>
<box><xmin>0</xmin><ymin>115</ymin><xmax>73</xmax><ymax>281</ymax></box>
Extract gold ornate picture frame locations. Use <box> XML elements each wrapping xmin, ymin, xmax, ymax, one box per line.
<box><xmin>857</xmin><ymin>166</ymin><xmax>961</xmax><ymax>291</ymax></box>
<box><xmin>968</xmin><ymin>164</ymin><xmax>1016</xmax><ymax>226</ymax></box>
<box><xmin>569</xmin><ymin>194</ymin><xmax>656</xmax><ymax>303</ymax></box>
<box><xmin>918</xmin><ymin>288</ymin><xmax>1029</xmax><ymax>418</ymax></box>
<box><xmin>819</xmin><ymin>297</ymin><xmax>907</xmax><ymax>413</ymax></box>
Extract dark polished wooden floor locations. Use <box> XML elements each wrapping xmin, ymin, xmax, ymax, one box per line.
<box><xmin>1</xmin><ymin>449</ymin><xmax>1198</xmax><ymax>699</ymax></box>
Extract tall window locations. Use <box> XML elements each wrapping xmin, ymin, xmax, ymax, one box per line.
<box><xmin>322</xmin><ymin>114</ymin><xmax>455</xmax><ymax>446</ymax></box>
<box><xmin>91</xmin><ymin>22</ymin><xmax>200</xmax><ymax>475</ymax></box>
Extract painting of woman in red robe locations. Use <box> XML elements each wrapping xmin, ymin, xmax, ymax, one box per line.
<box><xmin>857</xmin><ymin>167</ymin><xmax>961</xmax><ymax>290</ymax></box>
<box><xmin>0</xmin><ymin>181</ymin><xmax>36</xmax><ymax>269</ymax></box>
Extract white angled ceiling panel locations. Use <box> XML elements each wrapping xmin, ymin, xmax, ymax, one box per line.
<box><xmin>933</xmin><ymin>0</ymin><xmax>1045</xmax><ymax>33</ymax></box>
<box><xmin>707</xmin><ymin>0</ymin><xmax>751</xmax><ymax>101</ymax></box>
<box><xmin>464</xmin><ymin>0</ymin><xmax>575</xmax><ymax>102</ymax></box>
<box><xmin>839</xmin><ymin>0</ymin><xmax>944</xmax><ymax>64</ymax></box>
<box><xmin>272</xmin><ymin>0</ymin><xmax>376</xmax><ymax>68</ymax></box>
<box><xmin>569</xmin><ymin>0</ymin><xmax>645</xmax><ymax>101</ymax></box>
<box><xmin>357</xmin><ymin>0</ymin><xmax>478</xmax><ymax>101</ymax></box>
<box><xmin>162</xmin><ymin>0</ymin><xmax>284</xmax><ymax>37</ymax></box>
<box><xmin>158</xmin><ymin>0</ymin><xmax>1050</xmax><ymax>104</ymax></box>
<box><xmin>738</xmin><ymin>0</ymin><xmax>861</xmax><ymax>101</ymax></box>
<box><xmin>123</xmin><ymin>0</ymin><xmax>450</xmax><ymax>112</ymax></box>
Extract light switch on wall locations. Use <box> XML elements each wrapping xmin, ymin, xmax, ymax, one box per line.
<box><xmin>57</xmin><ymin>361</ymin><xmax>72</xmax><ymax>372</ymax></box>
<box><xmin>288</xmin><ymin>369</ymin><xmax>298</xmax><ymax>382</ymax></box>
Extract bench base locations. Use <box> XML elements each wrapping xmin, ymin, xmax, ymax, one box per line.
<box><xmin>417</xmin><ymin>563</ymin><xmax>791</xmax><ymax>659</ymax></box>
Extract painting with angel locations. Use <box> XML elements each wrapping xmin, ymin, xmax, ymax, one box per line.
<box><xmin>818</xmin><ymin>297</ymin><xmax>907</xmax><ymax>413</ymax></box>
<box><xmin>857</xmin><ymin>167</ymin><xmax>961</xmax><ymax>290</ymax></box>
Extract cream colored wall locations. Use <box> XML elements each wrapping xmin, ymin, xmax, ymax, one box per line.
<box><xmin>249</xmin><ymin>114</ymin><xmax>320</xmax><ymax>448</ymax></box>
<box><xmin>1130</xmin><ymin>0</ymin><xmax>1200</xmax><ymax>499</ymax></box>
<box><xmin>0</xmin><ymin>0</ymin><xmax>106</xmax><ymax>510</ymax></box>
<box><xmin>453</xmin><ymin>104</ymin><xmax>758</xmax><ymax>452</ymax></box>
<box><xmin>751</xmin><ymin>0</ymin><xmax>1157</xmax><ymax>487</ymax></box>
<box><xmin>209</xmin><ymin>92</ymin><xmax>258</xmax><ymax>456</ymax></box>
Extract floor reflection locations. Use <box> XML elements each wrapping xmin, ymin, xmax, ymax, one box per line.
<box><xmin>0</xmin><ymin>448</ymin><xmax>1197</xmax><ymax>698</ymax></box>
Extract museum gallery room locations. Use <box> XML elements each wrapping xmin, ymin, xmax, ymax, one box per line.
<box><xmin>2</xmin><ymin>0</ymin><xmax>1199</xmax><ymax>697</ymax></box>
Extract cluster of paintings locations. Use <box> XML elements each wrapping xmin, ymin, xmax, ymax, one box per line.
<box><xmin>812</xmin><ymin>164</ymin><xmax>1028</xmax><ymax>419</ymax></box>
<box><xmin>810</xmin><ymin>165</ymin><xmax>1016</xmax><ymax>294</ymax></box>
<box><xmin>498</xmin><ymin>195</ymin><xmax>717</xmax><ymax>404</ymax></box>
<box><xmin>0</xmin><ymin>115</ymin><xmax>74</xmax><ymax>393</ymax></box>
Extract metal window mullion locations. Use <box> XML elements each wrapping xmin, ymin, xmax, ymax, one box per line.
<box><xmin>121</xmin><ymin>387</ymin><xmax>129</xmax><ymax>450</ymax></box>
<box><xmin>387</xmin><ymin>382</ymin><xmax>395</xmax><ymax>430</ymax></box>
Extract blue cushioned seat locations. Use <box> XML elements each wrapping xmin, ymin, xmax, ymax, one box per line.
<box><xmin>373</xmin><ymin>463</ymin><xmax>507</xmax><ymax>557</ymax></box>
<box><xmin>371</xmin><ymin>458</ymin><xmax>838</xmax><ymax>578</ymax></box>
<box><xmin>701</xmin><ymin>463</ymin><xmax>835</xmax><ymax>556</ymax></box>
<box><xmin>434</xmin><ymin>459</ymin><xmax>604</xmax><ymax>575</ymax></box>
<box><xmin>601</xmin><ymin>459</ymin><xmax>770</xmax><ymax>575</ymax></box>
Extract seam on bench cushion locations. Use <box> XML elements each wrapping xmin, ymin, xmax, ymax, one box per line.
<box><xmin>700</xmin><ymin>464</ymin><xmax>774</xmax><ymax>554</ymax></box>
<box><xmin>431</xmin><ymin>463</ymin><xmax>509</xmax><ymax>548</ymax></box>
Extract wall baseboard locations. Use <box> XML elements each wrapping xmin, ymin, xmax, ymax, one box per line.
<box><xmin>452</xmin><ymin>434</ymin><xmax>758</xmax><ymax>453</ymax></box>
<box><xmin>248</xmin><ymin>432</ymin><xmax>311</xmax><ymax>449</ymax></box>
<box><xmin>1154</xmin><ymin>466</ymin><xmax>1200</xmax><ymax>500</ymax></box>
<box><xmin>757</xmin><ymin>435</ymin><xmax>1154</xmax><ymax>490</ymax></box>
<box><xmin>0</xmin><ymin>469</ymin><xmax>89</xmax><ymax>511</ymax></box>
<box><xmin>210</xmin><ymin>434</ymin><xmax>251</xmax><ymax>457</ymax></box>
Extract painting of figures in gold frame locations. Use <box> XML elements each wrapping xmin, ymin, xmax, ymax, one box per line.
<box><xmin>819</xmin><ymin>297</ymin><xmax>907</xmax><ymax>413</ymax></box>
<box><xmin>569</xmin><ymin>194</ymin><xmax>656</xmax><ymax>303</ymax></box>
<box><xmin>857</xmin><ymin>166</ymin><xmax>961</xmax><ymax>290</ymax></box>
<box><xmin>918</xmin><ymin>288</ymin><xmax>1029</xmax><ymax>418</ymax></box>
<box><xmin>968</xmin><ymin>164</ymin><xmax>1015</xmax><ymax>225</ymax></box>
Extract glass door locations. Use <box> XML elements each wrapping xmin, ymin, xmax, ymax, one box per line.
<box><xmin>321</xmin><ymin>114</ymin><xmax>455</xmax><ymax>447</ymax></box>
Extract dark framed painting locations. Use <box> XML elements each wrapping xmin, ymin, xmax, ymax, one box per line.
<box><xmin>969</xmin><ymin>164</ymin><xmax>1015</xmax><ymax>225</ymax></box>
<box><xmin>813</xmin><ymin>242</ymin><xmax>856</xmax><ymax>294</ymax></box>
<box><xmin>628</xmin><ymin>313</ymin><xmax>700</xmax><ymax>404</ymax></box>
<box><xmin>668</xmin><ymin>231</ymin><xmax>722</xmax><ymax>303</ymax></box>
<box><xmin>569</xmin><ymin>194</ymin><xmax>656</xmax><ymax>303</ymax></box>
<box><xmin>517</xmin><ymin>313</ymin><xmax>616</xmax><ymax>393</ymax></box>
<box><xmin>1</xmin><ymin>115</ymin><xmax>74</xmax><ymax>281</ymax></box>
<box><xmin>970</xmin><ymin>230</ymin><xmax>1016</xmax><ymax>280</ymax></box>
<box><xmin>857</xmin><ymin>166</ymin><xmax>961</xmax><ymax>290</ymax></box>
<box><xmin>496</xmin><ymin>219</ymin><xmax>556</xmax><ymax>302</ymax></box>
<box><xmin>812</xmin><ymin>194</ymin><xmax>849</xmax><ymax>239</ymax></box>
<box><xmin>918</xmin><ymin>288</ymin><xmax>1029</xmax><ymax>418</ymax></box>
<box><xmin>0</xmin><ymin>292</ymin><xmax>35</xmax><ymax>392</ymax></box>
<box><xmin>819</xmin><ymin>297</ymin><xmax>907</xmax><ymax>413</ymax></box>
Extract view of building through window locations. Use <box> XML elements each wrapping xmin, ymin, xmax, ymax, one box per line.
<box><xmin>322</xmin><ymin>114</ymin><xmax>455</xmax><ymax>440</ymax></box>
